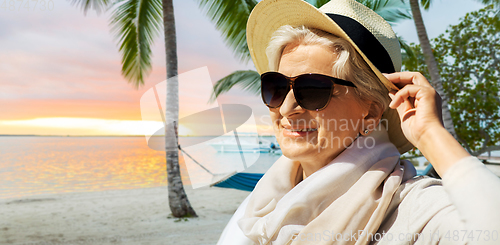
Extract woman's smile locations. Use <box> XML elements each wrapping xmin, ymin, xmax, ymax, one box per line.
<box><xmin>281</xmin><ymin>125</ymin><xmax>318</xmax><ymax>137</ymax></box>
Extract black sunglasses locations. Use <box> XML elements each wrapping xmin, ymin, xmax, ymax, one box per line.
<box><xmin>261</xmin><ymin>72</ymin><xmax>357</xmax><ymax>111</ymax></box>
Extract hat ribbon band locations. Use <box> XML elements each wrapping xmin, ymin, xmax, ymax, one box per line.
<box><xmin>325</xmin><ymin>13</ymin><xmax>396</xmax><ymax>74</ymax></box>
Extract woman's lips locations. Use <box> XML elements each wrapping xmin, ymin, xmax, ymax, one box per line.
<box><xmin>282</xmin><ymin>127</ymin><xmax>318</xmax><ymax>137</ymax></box>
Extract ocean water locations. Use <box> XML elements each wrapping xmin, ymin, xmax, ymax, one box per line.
<box><xmin>0</xmin><ymin>136</ymin><xmax>280</xmax><ymax>199</ymax></box>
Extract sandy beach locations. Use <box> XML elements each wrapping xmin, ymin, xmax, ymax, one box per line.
<box><xmin>0</xmin><ymin>186</ymin><xmax>249</xmax><ymax>245</ymax></box>
<box><xmin>2</xmin><ymin>163</ymin><xmax>498</xmax><ymax>245</ymax></box>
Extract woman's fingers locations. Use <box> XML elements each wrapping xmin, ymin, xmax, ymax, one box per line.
<box><xmin>385</xmin><ymin>71</ymin><xmax>442</xmax><ymax>123</ymax></box>
<box><xmin>388</xmin><ymin>84</ymin><xmax>443</xmax><ymax>125</ymax></box>
<box><xmin>384</xmin><ymin>72</ymin><xmax>456</xmax><ymax>157</ymax></box>
<box><xmin>388</xmin><ymin>84</ymin><xmax>429</xmax><ymax>109</ymax></box>
<box><xmin>389</xmin><ymin>91</ymin><xmax>414</xmax><ymax>118</ymax></box>
<box><xmin>383</xmin><ymin>72</ymin><xmax>433</xmax><ymax>89</ymax></box>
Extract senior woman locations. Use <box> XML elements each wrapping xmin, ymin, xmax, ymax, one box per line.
<box><xmin>218</xmin><ymin>0</ymin><xmax>500</xmax><ymax>244</ymax></box>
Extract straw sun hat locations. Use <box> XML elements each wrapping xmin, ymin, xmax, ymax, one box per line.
<box><xmin>247</xmin><ymin>0</ymin><xmax>414</xmax><ymax>154</ymax></box>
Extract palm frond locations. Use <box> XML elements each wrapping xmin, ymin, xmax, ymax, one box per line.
<box><xmin>315</xmin><ymin>0</ymin><xmax>331</xmax><ymax>7</ymax></box>
<box><xmin>357</xmin><ymin>0</ymin><xmax>411</xmax><ymax>24</ymax></box>
<box><xmin>196</xmin><ymin>0</ymin><xmax>258</xmax><ymax>63</ymax></box>
<box><xmin>307</xmin><ymin>0</ymin><xmax>411</xmax><ymax>22</ymax></box>
<box><xmin>67</xmin><ymin>0</ymin><xmax>111</xmax><ymax>15</ymax></box>
<box><xmin>419</xmin><ymin>0</ymin><xmax>431</xmax><ymax>10</ymax></box>
<box><xmin>399</xmin><ymin>36</ymin><xmax>416</xmax><ymax>65</ymax></box>
<box><xmin>209</xmin><ymin>70</ymin><xmax>261</xmax><ymax>103</ymax></box>
<box><xmin>109</xmin><ymin>0</ymin><xmax>163</xmax><ymax>88</ymax></box>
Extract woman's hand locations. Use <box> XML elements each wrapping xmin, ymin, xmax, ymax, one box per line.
<box><xmin>384</xmin><ymin>72</ymin><xmax>444</xmax><ymax>148</ymax></box>
<box><xmin>384</xmin><ymin>72</ymin><xmax>470</xmax><ymax>176</ymax></box>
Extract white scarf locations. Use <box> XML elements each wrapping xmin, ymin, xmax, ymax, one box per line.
<box><xmin>237</xmin><ymin>125</ymin><xmax>416</xmax><ymax>245</ymax></box>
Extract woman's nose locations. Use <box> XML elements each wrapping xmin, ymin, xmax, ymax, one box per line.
<box><xmin>279</xmin><ymin>89</ymin><xmax>306</xmax><ymax>117</ymax></box>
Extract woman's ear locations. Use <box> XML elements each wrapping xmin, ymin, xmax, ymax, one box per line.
<box><xmin>360</xmin><ymin>102</ymin><xmax>384</xmax><ymax>135</ymax></box>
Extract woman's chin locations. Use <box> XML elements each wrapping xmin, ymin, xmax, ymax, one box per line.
<box><xmin>280</xmin><ymin>145</ymin><xmax>317</xmax><ymax>161</ymax></box>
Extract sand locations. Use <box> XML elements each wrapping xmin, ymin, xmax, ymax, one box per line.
<box><xmin>0</xmin><ymin>186</ymin><xmax>249</xmax><ymax>245</ymax></box>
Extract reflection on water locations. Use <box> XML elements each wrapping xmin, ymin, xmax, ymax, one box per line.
<box><xmin>0</xmin><ymin>136</ymin><xmax>280</xmax><ymax>199</ymax></box>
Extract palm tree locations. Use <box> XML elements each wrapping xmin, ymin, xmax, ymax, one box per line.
<box><xmin>200</xmin><ymin>0</ymin><xmax>413</xmax><ymax>102</ymax></box>
<box><xmin>407</xmin><ymin>0</ymin><xmax>500</xmax><ymax>137</ymax></box>
<box><xmin>196</xmin><ymin>0</ymin><xmax>259</xmax><ymax>101</ymax></box>
<box><xmin>408</xmin><ymin>0</ymin><xmax>457</xmax><ymax>138</ymax></box>
<box><xmin>70</xmin><ymin>0</ymin><xmax>196</xmax><ymax>217</ymax></box>
<box><xmin>406</xmin><ymin>0</ymin><xmax>499</xmax><ymax>139</ymax></box>
<box><xmin>405</xmin><ymin>0</ymin><xmax>500</xmax><ymax>177</ymax></box>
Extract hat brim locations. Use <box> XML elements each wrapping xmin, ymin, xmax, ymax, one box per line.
<box><xmin>247</xmin><ymin>0</ymin><xmax>414</xmax><ymax>154</ymax></box>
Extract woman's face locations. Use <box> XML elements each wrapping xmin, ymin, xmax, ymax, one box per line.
<box><xmin>271</xmin><ymin>42</ymin><xmax>371</xmax><ymax>169</ymax></box>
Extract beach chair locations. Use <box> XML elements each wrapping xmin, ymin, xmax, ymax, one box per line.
<box><xmin>211</xmin><ymin>172</ymin><xmax>264</xmax><ymax>192</ymax></box>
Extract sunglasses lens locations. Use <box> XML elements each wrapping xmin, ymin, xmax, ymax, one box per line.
<box><xmin>261</xmin><ymin>73</ymin><xmax>289</xmax><ymax>108</ymax></box>
<box><xmin>294</xmin><ymin>75</ymin><xmax>333</xmax><ymax>110</ymax></box>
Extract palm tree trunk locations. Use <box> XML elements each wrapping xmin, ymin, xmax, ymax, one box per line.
<box><xmin>409</xmin><ymin>0</ymin><xmax>457</xmax><ymax>138</ymax></box>
<box><xmin>162</xmin><ymin>0</ymin><xmax>197</xmax><ymax>218</ymax></box>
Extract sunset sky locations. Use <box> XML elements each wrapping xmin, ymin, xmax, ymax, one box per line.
<box><xmin>0</xmin><ymin>0</ymin><xmax>485</xmax><ymax>136</ymax></box>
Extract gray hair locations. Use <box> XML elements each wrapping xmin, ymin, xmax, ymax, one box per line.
<box><xmin>265</xmin><ymin>25</ymin><xmax>390</xmax><ymax>116</ymax></box>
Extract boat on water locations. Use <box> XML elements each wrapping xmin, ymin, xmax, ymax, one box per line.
<box><xmin>209</xmin><ymin>135</ymin><xmax>280</xmax><ymax>153</ymax></box>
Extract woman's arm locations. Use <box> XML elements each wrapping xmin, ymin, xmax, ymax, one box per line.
<box><xmin>410</xmin><ymin>124</ymin><xmax>470</xmax><ymax>176</ymax></box>
<box><xmin>385</xmin><ymin>72</ymin><xmax>500</xmax><ymax>243</ymax></box>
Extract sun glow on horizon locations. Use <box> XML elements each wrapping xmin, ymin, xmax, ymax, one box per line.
<box><xmin>0</xmin><ymin>117</ymin><xmax>193</xmax><ymax>136</ymax></box>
